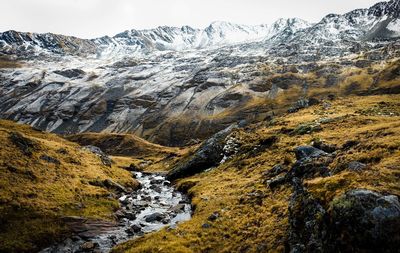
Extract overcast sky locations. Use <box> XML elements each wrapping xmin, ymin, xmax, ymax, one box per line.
<box><xmin>1</xmin><ymin>0</ymin><xmax>384</xmax><ymax>39</ymax></box>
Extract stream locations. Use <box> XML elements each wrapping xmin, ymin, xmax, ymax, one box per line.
<box><xmin>41</xmin><ymin>172</ymin><xmax>192</xmax><ymax>253</ymax></box>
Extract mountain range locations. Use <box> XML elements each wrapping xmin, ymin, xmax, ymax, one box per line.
<box><xmin>0</xmin><ymin>0</ymin><xmax>399</xmax><ymax>146</ymax></box>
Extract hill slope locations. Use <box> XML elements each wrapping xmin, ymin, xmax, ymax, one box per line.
<box><xmin>114</xmin><ymin>93</ymin><xmax>400</xmax><ymax>253</ymax></box>
<box><xmin>0</xmin><ymin>120</ymin><xmax>139</xmax><ymax>253</ymax></box>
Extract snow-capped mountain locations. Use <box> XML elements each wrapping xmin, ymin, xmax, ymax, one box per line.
<box><xmin>1</xmin><ymin>0</ymin><xmax>399</xmax><ymax>58</ymax></box>
<box><xmin>0</xmin><ymin>0</ymin><xmax>399</xmax><ymax>146</ymax></box>
<box><xmin>0</xmin><ymin>19</ymin><xmax>312</xmax><ymax>58</ymax></box>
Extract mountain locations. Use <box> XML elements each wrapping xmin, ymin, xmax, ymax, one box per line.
<box><xmin>0</xmin><ymin>19</ymin><xmax>311</xmax><ymax>58</ymax></box>
<box><xmin>0</xmin><ymin>0</ymin><xmax>399</xmax><ymax>146</ymax></box>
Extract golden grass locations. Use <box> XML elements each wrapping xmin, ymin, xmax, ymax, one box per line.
<box><xmin>0</xmin><ymin>120</ymin><xmax>139</xmax><ymax>252</ymax></box>
<box><xmin>114</xmin><ymin>94</ymin><xmax>400</xmax><ymax>253</ymax></box>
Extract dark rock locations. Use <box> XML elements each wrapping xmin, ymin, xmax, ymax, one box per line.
<box><xmin>125</xmin><ymin>224</ymin><xmax>142</xmax><ymax>235</ymax></box>
<box><xmin>312</xmin><ymin>140</ymin><xmax>337</xmax><ymax>153</ymax></box>
<box><xmin>266</xmin><ymin>175</ymin><xmax>287</xmax><ymax>189</ymax></box>
<box><xmin>288</xmin><ymin>178</ymin><xmax>327</xmax><ymax>252</ymax></box>
<box><xmin>342</xmin><ymin>140</ymin><xmax>359</xmax><ymax>149</ymax></box>
<box><xmin>144</xmin><ymin>212</ymin><xmax>165</xmax><ymax>222</ymax></box>
<box><xmin>208</xmin><ymin>212</ymin><xmax>220</xmax><ymax>221</ymax></box>
<box><xmin>308</xmin><ymin>97</ymin><xmax>320</xmax><ymax>106</ymax></box>
<box><xmin>124</xmin><ymin>212</ymin><xmax>136</xmax><ymax>220</ymax></box>
<box><xmin>54</xmin><ymin>68</ymin><xmax>85</xmax><ymax>78</ymax></box>
<box><xmin>150</xmin><ymin>185</ymin><xmax>162</xmax><ymax>193</ymax></box>
<box><xmin>103</xmin><ymin>179</ymin><xmax>127</xmax><ymax>193</ymax></box>
<box><xmin>326</xmin><ymin>189</ymin><xmax>400</xmax><ymax>252</ymax></box>
<box><xmin>347</xmin><ymin>161</ymin><xmax>367</xmax><ymax>172</ymax></box>
<box><xmin>288</xmin><ymin>185</ymin><xmax>400</xmax><ymax>253</ymax></box>
<box><xmin>9</xmin><ymin>132</ymin><xmax>37</xmax><ymax>156</ymax></box>
<box><xmin>291</xmin><ymin>122</ymin><xmax>322</xmax><ymax>135</ymax></box>
<box><xmin>80</xmin><ymin>241</ymin><xmax>98</xmax><ymax>251</ymax></box>
<box><xmin>125</xmin><ymin>163</ymin><xmax>141</xmax><ymax>172</ymax></box>
<box><xmin>294</xmin><ymin>146</ymin><xmax>328</xmax><ymax>161</ymax></box>
<box><xmin>168</xmin><ymin>204</ymin><xmax>186</xmax><ymax>213</ymax></box>
<box><xmin>287</xmin><ymin>146</ymin><xmax>332</xmax><ymax>180</ymax></box>
<box><xmin>288</xmin><ymin>98</ymin><xmax>310</xmax><ymax>113</ymax></box>
<box><xmin>167</xmin><ymin>124</ymin><xmax>237</xmax><ymax>180</ymax></box>
<box><xmin>150</xmin><ymin>178</ymin><xmax>164</xmax><ymax>184</ymax></box>
<box><xmin>40</xmin><ymin>154</ymin><xmax>61</xmax><ymax>165</ymax></box>
<box><xmin>57</xmin><ymin>148</ymin><xmax>69</xmax><ymax>155</ymax></box>
<box><xmin>263</xmin><ymin>164</ymin><xmax>287</xmax><ymax>178</ymax></box>
<box><xmin>202</xmin><ymin>223</ymin><xmax>211</xmax><ymax>228</ymax></box>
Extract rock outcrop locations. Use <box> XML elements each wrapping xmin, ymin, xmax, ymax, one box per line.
<box><xmin>167</xmin><ymin>125</ymin><xmax>237</xmax><ymax>180</ymax></box>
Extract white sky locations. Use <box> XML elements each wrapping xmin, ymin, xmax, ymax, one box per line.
<box><xmin>0</xmin><ymin>0</ymin><xmax>384</xmax><ymax>39</ymax></box>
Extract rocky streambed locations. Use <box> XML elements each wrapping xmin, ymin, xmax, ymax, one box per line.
<box><xmin>41</xmin><ymin>172</ymin><xmax>192</xmax><ymax>253</ymax></box>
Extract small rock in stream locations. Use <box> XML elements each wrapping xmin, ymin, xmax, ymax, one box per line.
<box><xmin>145</xmin><ymin>212</ymin><xmax>166</xmax><ymax>222</ymax></box>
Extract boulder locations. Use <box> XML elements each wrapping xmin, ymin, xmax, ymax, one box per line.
<box><xmin>347</xmin><ymin>161</ymin><xmax>367</xmax><ymax>172</ymax></box>
<box><xmin>326</xmin><ymin>189</ymin><xmax>400</xmax><ymax>252</ymax></box>
<box><xmin>80</xmin><ymin>241</ymin><xmax>98</xmax><ymax>251</ymax></box>
<box><xmin>144</xmin><ymin>212</ymin><xmax>165</xmax><ymax>223</ymax></box>
<box><xmin>167</xmin><ymin>125</ymin><xmax>237</xmax><ymax>180</ymax></box>
<box><xmin>288</xmin><ymin>186</ymin><xmax>400</xmax><ymax>253</ymax></box>
<box><xmin>294</xmin><ymin>146</ymin><xmax>328</xmax><ymax>161</ymax></box>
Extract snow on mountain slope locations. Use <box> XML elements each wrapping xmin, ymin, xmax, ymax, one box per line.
<box><xmin>0</xmin><ymin>19</ymin><xmax>312</xmax><ymax>58</ymax></box>
<box><xmin>0</xmin><ymin>0</ymin><xmax>399</xmax><ymax>146</ymax></box>
<box><xmin>284</xmin><ymin>0</ymin><xmax>400</xmax><ymax>44</ymax></box>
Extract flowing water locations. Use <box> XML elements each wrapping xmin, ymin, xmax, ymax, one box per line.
<box><xmin>41</xmin><ymin>172</ymin><xmax>192</xmax><ymax>253</ymax></box>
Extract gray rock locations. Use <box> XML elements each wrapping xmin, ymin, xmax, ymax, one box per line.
<box><xmin>327</xmin><ymin>189</ymin><xmax>400</xmax><ymax>252</ymax></box>
<box><xmin>80</xmin><ymin>241</ymin><xmax>98</xmax><ymax>251</ymax></box>
<box><xmin>312</xmin><ymin>140</ymin><xmax>337</xmax><ymax>153</ymax></box>
<box><xmin>168</xmin><ymin>204</ymin><xmax>186</xmax><ymax>213</ymax></box>
<box><xmin>202</xmin><ymin>223</ymin><xmax>211</xmax><ymax>228</ymax></box>
<box><xmin>208</xmin><ymin>212</ymin><xmax>220</xmax><ymax>221</ymax></box>
<box><xmin>294</xmin><ymin>146</ymin><xmax>328</xmax><ymax>161</ymax></box>
<box><xmin>40</xmin><ymin>154</ymin><xmax>61</xmax><ymax>165</ymax></box>
<box><xmin>347</xmin><ymin>161</ymin><xmax>367</xmax><ymax>172</ymax></box>
<box><xmin>125</xmin><ymin>224</ymin><xmax>142</xmax><ymax>235</ymax></box>
<box><xmin>167</xmin><ymin>124</ymin><xmax>237</xmax><ymax>180</ymax></box>
<box><xmin>103</xmin><ymin>179</ymin><xmax>127</xmax><ymax>193</ymax></box>
<box><xmin>144</xmin><ymin>212</ymin><xmax>165</xmax><ymax>222</ymax></box>
<box><xmin>266</xmin><ymin>175</ymin><xmax>287</xmax><ymax>189</ymax></box>
<box><xmin>54</xmin><ymin>69</ymin><xmax>85</xmax><ymax>78</ymax></box>
<box><xmin>83</xmin><ymin>145</ymin><xmax>112</xmax><ymax>167</ymax></box>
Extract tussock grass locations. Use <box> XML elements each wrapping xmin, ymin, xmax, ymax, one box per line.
<box><xmin>0</xmin><ymin>120</ymin><xmax>139</xmax><ymax>252</ymax></box>
<box><xmin>114</xmin><ymin>94</ymin><xmax>400</xmax><ymax>253</ymax></box>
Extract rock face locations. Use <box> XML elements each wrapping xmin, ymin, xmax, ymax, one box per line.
<box><xmin>167</xmin><ymin>125</ymin><xmax>237</xmax><ymax>180</ymax></box>
<box><xmin>288</xmin><ymin>187</ymin><xmax>400</xmax><ymax>253</ymax></box>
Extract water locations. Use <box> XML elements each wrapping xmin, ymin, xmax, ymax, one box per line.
<box><xmin>41</xmin><ymin>172</ymin><xmax>192</xmax><ymax>253</ymax></box>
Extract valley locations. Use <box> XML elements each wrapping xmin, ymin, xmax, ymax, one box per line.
<box><xmin>0</xmin><ymin>0</ymin><xmax>400</xmax><ymax>252</ymax></box>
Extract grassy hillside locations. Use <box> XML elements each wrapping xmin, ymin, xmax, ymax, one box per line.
<box><xmin>113</xmin><ymin>94</ymin><xmax>400</xmax><ymax>253</ymax></box>
<box><xmin>67</xmin><ymin>132</ymin><xmax>191</xmax><ymax>172</ymax></box>
<box><xmin>0</xmin><ymin>120</ymin><xmax>139</xmax><ymax>253</ymax></box>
